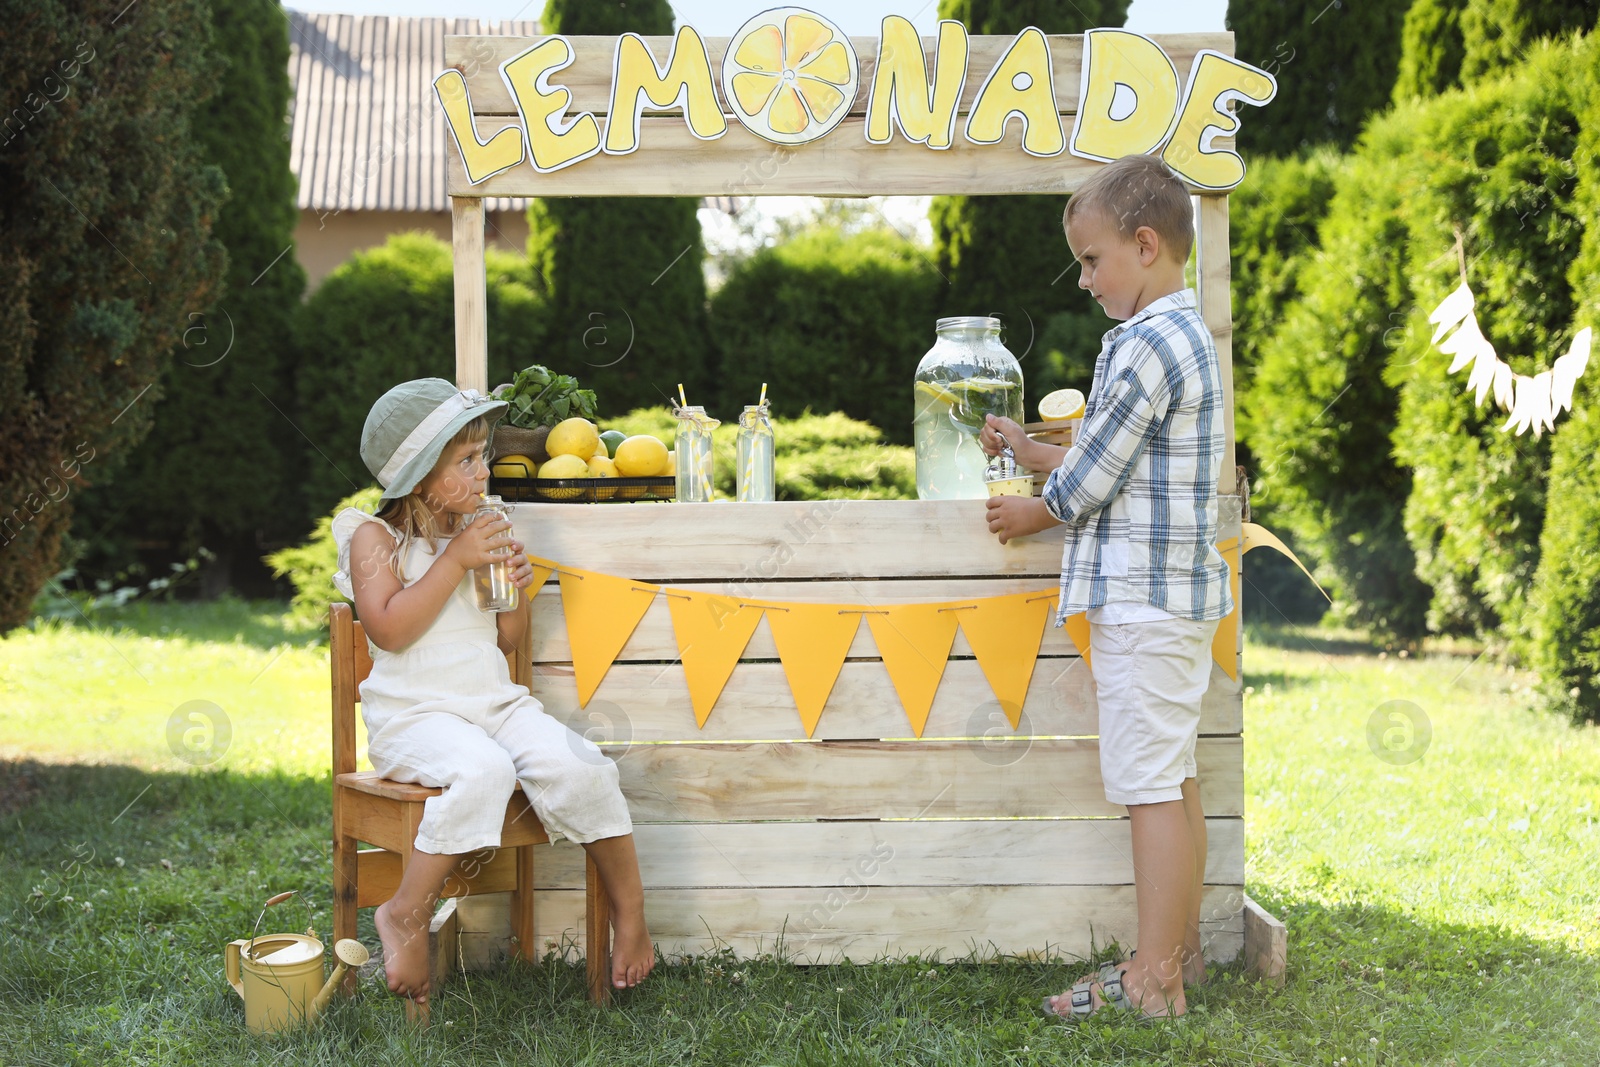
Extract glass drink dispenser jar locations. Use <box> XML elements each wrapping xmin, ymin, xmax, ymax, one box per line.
<box><xmin>913</xmin><ymin>316</ymin><xmax>1024</xmax><ymax>499</ymax></box>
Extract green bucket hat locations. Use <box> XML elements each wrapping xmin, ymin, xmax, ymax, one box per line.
<box><xmin>361</xmin><ymin>378</ymin><xmax>507</xmax><ymax>503</ymax></box>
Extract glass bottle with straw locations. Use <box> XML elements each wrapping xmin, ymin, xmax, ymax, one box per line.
<box><xmin>672</xmin><ymin>383</ymin><xmax>718</xmax><ymax>503</ymax></box>
<box><xmin>736</xmin><ymin>383</ymin><xmax>775</xmax><ymax>502</ymax></box>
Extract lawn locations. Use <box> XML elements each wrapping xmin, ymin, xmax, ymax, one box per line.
<box><xmin>2</xmin><ymin>600</ymin><xmax>1598</xmax><ymax>1065</ymax></box>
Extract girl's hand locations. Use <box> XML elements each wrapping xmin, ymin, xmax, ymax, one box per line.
<box><xmin>505</xmin><ymin>539</ymin><xmax>537</xmax><ymax>588</ymax></box>
<box><xmin>979</xmin><ymin>414</ymin><xmax>1027</xmax><ymax>458</ymax></box>
<box><xmin>444</xmin><ymin>512</ymin><xmax>516</xmax><ymax>572</ymax></box>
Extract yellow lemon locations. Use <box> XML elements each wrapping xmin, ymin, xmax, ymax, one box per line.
<box><xmin>592</xmin><ymin>436</ymin><xmax>609</xmax><ymax>460</ymax></box>
<box><xmin>536</xmin><ymin>454</ymin><xmax>590</xmax><ymax>499</ymax></box>
<box><xmin>586</xmin><ymin>455</ymin><xmax>619</xmax><ymax>500</ymax></box>
<box><xmin>663</xmin><ymin>450</ymin><xmax>675</xmax><ymax>476</ymax></box>
<box><xmin>490</xmin><ymin>453</ymin><xmax>538</xmax><ymax>479</ymax></box>
<box><xmin>545</xmin><ymin>417</ymin><xmax>600</xmax><ymax>460</ymax></box>
<box><xmin>722</xmin><ymin>8</ymin><xmax>857</xmax><ymax>145</ymax></box>
<box><xmin>613</xmin><ymin>435</ymin><xmax>669</xmax><ymax>478</ymax></box>
<box><xmin>1038</xmin><ymin>388</ymin><xmax>1087</xmax><ymax>421</ymax></box>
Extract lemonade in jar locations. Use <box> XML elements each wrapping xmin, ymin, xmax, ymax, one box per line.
<box><xmin>914</xmin><ymin>317</ymin><xmax>1024</xmax><ymax>499</ymax></box>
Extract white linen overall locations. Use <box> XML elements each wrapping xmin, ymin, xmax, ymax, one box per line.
<box><xmin>333</xmin><ymin>509</ymin><xmax>631</xmax><ymax>854</ymax></box>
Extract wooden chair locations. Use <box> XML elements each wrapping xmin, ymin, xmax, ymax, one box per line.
<box><xmin>329</xmin><ymin>601</ymin><xmax>613</xmax><ymax>1009</ymax></box>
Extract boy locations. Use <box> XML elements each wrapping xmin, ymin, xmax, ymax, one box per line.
<box><xmin>980</xmin><ymin>153</ymin><xmax>1232</xmax><ymax>1020</ymax></box>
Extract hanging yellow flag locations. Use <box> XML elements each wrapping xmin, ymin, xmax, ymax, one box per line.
<box><xmin>666</xmin><ymin>591</ymin><xmax>766</xmax><ymax>728</ymax></box>
<box><xmin>555</xmin><ymin>565</ymin><xmax>659</xmax><ymax>707</ymax></box>
<box><xmin>957</xmin><ymin>591</ymin><xmax>1054</xmax><ymax>729</ymax></box>
<box><xmin>866</xmin><ymin>603</ymin><xmax>964</xmax><ymax>737</ymax></box>
<box><xmin>763</xmin><ymin>602</ymin><xmax>862</xmax><ymax>737</ymax></box>
<box><xmin>1213</xmin><ymin>537</ymin><xmax>1243</xmax><ymax>680</ymax></box>
<box><xmin>524</xmin><ymin>558</ymin><xmax>555</xmax><ymax>601</ymax></box>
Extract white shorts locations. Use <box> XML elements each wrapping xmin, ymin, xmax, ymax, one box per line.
<box><xmin>1088</xmin><ymin>614</ymin><xmax>1220</xmax><ymax>806</ymax></box>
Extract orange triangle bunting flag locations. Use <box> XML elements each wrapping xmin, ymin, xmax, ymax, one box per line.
<box><xmin>524</xmin><ymin>557</ymin><xmax>555</xmax><ymax>601</ymax></box>
<box><xmin>866</xmin><ymin>604</ymin><xmax>963</xmax><ymax>737</ymax></box>
<box><xmin>957</xmin><ymin>591</ymin><xmax>1055</xmax><ymax>729</ymax></box>
<box><xmin>1062</xmin><ymin>610</ymin><xmax>1092</xmax><ymax>670</ymax></box>
<box><xmin>666</xmin><ymin>591</ymin><xmax>765</xmax><ymax>728</ymax></box>
<box><xmin>763</xmin><ymin>602</ymin><xmax>861</xmax><ymax>737</ymax></box>
<box><xmin>557</xmin><ymin>566</ymin><xmax>659</xmax><ymax>707</ymax></box>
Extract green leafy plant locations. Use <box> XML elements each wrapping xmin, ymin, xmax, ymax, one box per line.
<box><xmin>494</xmin><ymin>364</ymin><xmax>599</xmax><ymax>428</ymax></box>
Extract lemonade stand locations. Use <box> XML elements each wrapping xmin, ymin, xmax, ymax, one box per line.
<box><xmin>426</xmin><ymin>13</ymin><xmax>1286</xmax><ymax>980</ymax></box>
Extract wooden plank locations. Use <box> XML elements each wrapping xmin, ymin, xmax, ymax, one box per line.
<box><xmin>445</xmin><ymin>33</ymin><xmax>1235</xmax><ymax>118</ymax></box>
<box><xmin>1243</xmin><ymin>894</ymin><xmax>1287</xmax><ymax>987</ymax></box>
<box><xmin>429</xmin><ymin>896</ymin><xmax>460</xmax><ymax>991</ymax></box>
<box><xmin>531</xmin><ymin>658</ymin><xmax>1243</xmax><ymax>741</ymax></box>
<box><xmin>494</xmin><ymin>819</ymin><xmax>1244</xmax><ymax>891</ymax></box>
<box><xmin>1198</xmin><ymin>194</ymin><xmax>1236</xmax><ymax>498</ymax></box>
<box><xmin>511</xmin><ymin>498</ymin><xmax>1241</xmax><ymax>580</ymax></box>
<box><xmin>461</xmin><ymin>883</ymin><xmax>1245</xmax><ymax>965</ymax></box>
<box><xmin>603</xmin><ymin>738</ymin><xmax>1242</xmax><ymax>821</ymax></box>
<box><xmin>511</xmin><ymin>499</ymin><xmax>1068</xmax><ymax>581</ymax></box>
<box><xmin>449</xmin><ymin>116</ymin><xmax>1182</xmax><ymax>198</ymax></box>
<box><xmin>450</xmin><ymin>197</ymin><xmax>488</xmax><ymax>393</ymax></box>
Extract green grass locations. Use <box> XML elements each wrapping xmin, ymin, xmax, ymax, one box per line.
<box><xmin>2</xmin><ymin>604</ymin><xmax>1599</xmax><ymax>1065</ymax></box>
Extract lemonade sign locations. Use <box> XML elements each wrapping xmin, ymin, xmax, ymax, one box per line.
<box><xmin>434</xmin><ymin>10</ymin><xmax>1277</xmax><ymax>192</ymax></box>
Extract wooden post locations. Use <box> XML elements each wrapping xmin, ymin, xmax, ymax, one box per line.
<box><xmin>451</xmin><ymin>196</ymin><xmax>489</xmax><ymax>393</ymax></box>
<box><xmin>1196</xmin><ymin>194</ymin><xmax>1237</xmax><ymax>498</ymax></box>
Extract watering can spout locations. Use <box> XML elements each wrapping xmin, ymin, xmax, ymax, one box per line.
<box><xmin>308</xmin><ymin>939</ymin><xmax>371</xmax><ymax>1023</ymax></box>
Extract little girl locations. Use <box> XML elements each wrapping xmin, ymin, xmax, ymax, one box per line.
<box><xmin>332</xmin><ymin>377</ymin><xmax>654</xmax><ymax>1009</ymax></box>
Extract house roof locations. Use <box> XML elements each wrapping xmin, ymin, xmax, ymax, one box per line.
<box><xmin>287</xmin><ymin>10</ymin><xmax>539</xmax><ymax>214</ymax></box>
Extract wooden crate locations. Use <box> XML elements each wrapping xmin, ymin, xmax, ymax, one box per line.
<box><xmin>453</xmin><ymin>497</ymin><xmax>1247</xmax><ymax>966</ymax></box>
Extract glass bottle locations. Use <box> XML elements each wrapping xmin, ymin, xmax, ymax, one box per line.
<box><xmin>913</xmin><ymin>316</ymin><xmax>1024</xmax><ymax>500</ymax></box>
<box><xmin>471</xmin><ymin>495</ymin><xmax>518</xmax><ymax>613</ymax></box>
<box><xmin>735</xmin><ymin>404</ymin><xmax>775</xmax><ymax>502</ymax></box>
<box><xmin>673</xmin><ymin>405</ymin><xmax>719</xmax><ymax>503</ymax></box>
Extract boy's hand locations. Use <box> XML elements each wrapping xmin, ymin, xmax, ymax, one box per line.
<box><xmin>985</xmin><ymin>495</ymin><xmax>1059</xmax><ymax>545</ymax></box>
<box><xmin>979</xmin><ymin>414</ymin><xmax>1027</xmax><ymax>458</ymax></box>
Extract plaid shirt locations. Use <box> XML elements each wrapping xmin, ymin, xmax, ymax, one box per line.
<box><xmin>1040</xmin><ymin>289</ymin><xmax>1233</xmax><ymax>624</ymax></box>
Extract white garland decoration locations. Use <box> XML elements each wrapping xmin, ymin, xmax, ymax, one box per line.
<box><xmin>1428</xmin><ymin>281</ymin><xmax>1592</xmax><ymax>438</ymax></box>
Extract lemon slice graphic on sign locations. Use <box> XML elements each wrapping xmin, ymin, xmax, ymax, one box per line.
<box><xmin>723</xmin><ymin>8</ymin><xmax>858</xmax><ymax>145</ymax></box>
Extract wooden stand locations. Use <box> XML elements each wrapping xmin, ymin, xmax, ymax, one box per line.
<box><xmin>437</xmin><ymin>28</ymin><xmax>1279</xmax><ymax>981</ymax></box>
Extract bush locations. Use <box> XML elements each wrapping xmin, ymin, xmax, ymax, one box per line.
<box><xmin>709</xmin><ymin>227</ymin><xmax>939</xmax><ymax>446</ymax></box>
<box><xmin>292</xmin><ymin>233</ymin><xmax>546</xmax><ymax>525</ymax></box>
<box><xmin>604</xmin><ymin>407</ymin><xmax>916</xmax><ymax>501</ymax></box>
<box><xmin>1246</xmin><ymin>147</ymin><xmax>1430</xmax><ymax>637</ymax></box>
<box><xmin>264</xmin><ymin>488</ymin><xmax>381</xmax><ymax>630</ymax></box>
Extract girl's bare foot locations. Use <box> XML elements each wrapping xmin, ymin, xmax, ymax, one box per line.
<box><xmin>374</xmin><ymin>899</ymin><xmax>430</xmax><ymax>1007</ymax></box>
<box><xmin>609</xmin><ymin>908</ymin><xmax>654</xmax><ymax>988</ymax></box>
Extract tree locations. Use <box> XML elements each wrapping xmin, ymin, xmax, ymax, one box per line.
<box><xmin>0</xmin><ymin>0</ymin><xmax>226</xmax><ymax>631</ymax></box>
<box><xmin>1392</xmin><ymin>0</ymin><xmax>1469</xmax><ymax>102</ymax></box>
<box><xmin>528</xmin><ymin>0</ymin><xmax>714</xmax><ymax>413</ymax></box>
<box><xmin>1458</xmin><ymin>0</ymin><xmax>1598</xmax><ymax>84</ymax></box>
<box><xmin>932</xmin><ymin>0</ymin><xmax>1131</xmax><ymax>412</ymax></box>
<box><xmin>71</xmin><ymin>0</ymin><xmax>306</xmax><ymax>597</ymax></box>
<box><xmin>1226</xmin><ymin>0</ymin><xmax>1408</xmax><ymax>153</ymax></box>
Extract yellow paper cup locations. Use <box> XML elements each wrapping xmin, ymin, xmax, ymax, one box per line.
<box><xmin>985</xmin><ymin>475</ymin><xmax>1033</xmax><ymax>498</ymax></box>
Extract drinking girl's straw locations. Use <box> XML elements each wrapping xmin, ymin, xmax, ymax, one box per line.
<box><xmin>678</xmin><ymin>383</ymin><xmax>688</xmax><ymax>409</ymax></box>
<box><xmin>759</xmin><ymin>382</ymin><xmax>768</xmax><ymax>408</ymax></box>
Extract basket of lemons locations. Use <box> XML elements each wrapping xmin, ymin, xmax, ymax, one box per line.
<box><xmin>490</xmin><ymin>418</ymin><xmax>675</xmax><ymax>503</ymax></box>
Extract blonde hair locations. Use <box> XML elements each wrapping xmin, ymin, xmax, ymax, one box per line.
<box><xmin>373</xmin><ymin>415</ymin><xmax>492</xmax><ymax>578</ymax></box>
<box><xmin>1064</xmin><ymin>154</ymin><xmax>1194</xmax><ymax>263</ymax></box>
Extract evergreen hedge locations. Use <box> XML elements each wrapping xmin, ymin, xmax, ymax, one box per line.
<box><xmin>708</xmin><ymin>226</ymin><xmax>939</xmax><ymax>444</ymax></box>
<box><xmin>292</xmin><ymin>234</ymin><xmax>545</xmax><ymax>524</ymax></box>
<box><xmin>1393</xmin><ymin>0</ymin><xmax>1469</xmax><ymax>101</ymax></box>
<box><xmin>1458</xmin><ymin>0</ymin><xmax>1598</xmax><ymax>83</ymax></box>
<box><xmin>0</xmin><ymin>0</ymin><xmax>226</xmax><ymax>631</ymax></box>
<box><xmin>1526</xmin><ymin>39</ymin><xmax>1600</xmax><ymax>722</ymax></box>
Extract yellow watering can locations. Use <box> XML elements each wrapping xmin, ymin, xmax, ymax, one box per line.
<box><xmin>224</xmin><ymin>891</ymin><xmax>370</xmax><ymax>1035</ymax></box>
